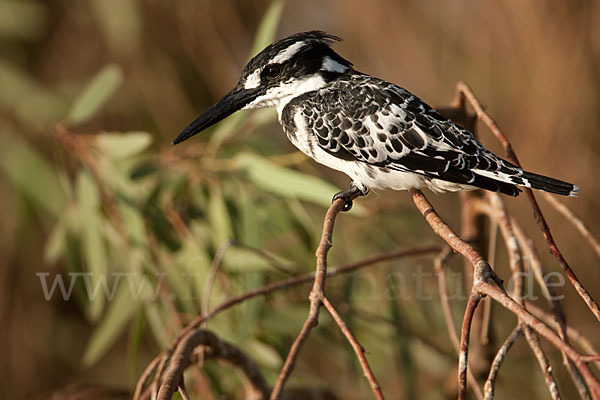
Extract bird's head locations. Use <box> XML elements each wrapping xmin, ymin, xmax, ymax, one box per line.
<box><xmin>172</xmin><ymin>31</ymin><xmax>352</xmax><ymax>144</ymax></box>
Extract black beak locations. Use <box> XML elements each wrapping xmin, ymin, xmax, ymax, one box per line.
<box><xmin>172</xmin><ymin>86</ymin><xmax>260</xmax><ymax>145</ymax></box>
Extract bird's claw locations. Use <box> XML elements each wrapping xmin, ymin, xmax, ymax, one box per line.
<box><xmin>332</xmin><ymin>183</ymin><xmax>366</xmax><ymax>212</ymax></box>
<box><xmin>332</xmin><ymin>192</ymin><xmax>354</xmax><ymax>211</ymax></box>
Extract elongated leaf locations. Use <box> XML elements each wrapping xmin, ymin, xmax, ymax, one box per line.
<box><xmin>0</xmin><ymin>62</ymin><xmax>67</xmax><ymax>130</ymax></box>
<box><xmin>250</xmin><ymin>0</ymin><xmax>285</xmax><ymax>56</ymax></box>
<box><xmin>207</xmin><ymin>0</ymin><xmax>283</xmax><ymax>149</ymax></box>
<box><xmin>222</xmin><ymin>247</ymin><xmax>270</xmax><ymax>272</ymax></box>
<box><xmin>0</xmin><ymin>135</ymin><xmax>66</xmax><ymax>216</ymax></box>
<box><xmin>44</xmin><ymin>212</ymin><xmax>68</xmax><ymax>264</ymax></box>
<box><xmin>0</xmin><ymin>0</ymin><xmax>47</xmax><ymax>40</ymax></box>
<box><xmin>246</xmin><ymin>338</ymin><xmax>282</xmax><ymax>369</ymax></box>
<box><xmin>77</xmin><ymin>171</ymin><xmax>107</xmax><ymax>321</ymax></box>
<box><xmin>236</xmin><ymin>152</ymin><xmax>340</xmax><ymax>207</ymax></box>
<box><xmin>95</xmin><ymin>131</ymin><xmax>152</xmax><ymax>158</ymax></box>
<box><xmin>208</xmin><ymin>186</ymin><xmax>233</xmax><ymax>248</ymax></box>
<box><xmin>67</xmin><ymin>64</ymin><xmax>123</xmax><ymax>126</ymax></box>
<box><xmin>82</xmin><ymin>278</ymin><xmax>147</xmax><ymax>366</ymax></box>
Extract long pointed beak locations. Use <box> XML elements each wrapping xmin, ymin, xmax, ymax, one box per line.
<box><xmin>172</xmin><ymin>86</ymin><xmax>260</xmax><ymax>145</ymax></box>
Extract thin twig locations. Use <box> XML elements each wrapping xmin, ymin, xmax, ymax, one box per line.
<box><xmin>270</xmin><ymin>195</ymin><xmax>358</xmax><ymax>399</ymax></box>
<box><xmin>526</xmin><ymin>301</ymin><xmax>600</xmax><ymax>364</ymax></box>
<box><xmin>135</xmin><ymin>245</ymin><xmax>440</xmax><ymax>398</ymax></box>
<box><xmin>434</xmin><ymin>248</ymin><xmax>460</xmax><ymax>352</ymax></box>
<box><xmin>133</xmin><ymin>353</ymin><xmax>163</xmax><ymax>400</ymax></box>
<box><xmin>487</xmin><ymin>193</ymin><xmax>563</xmax><ymax>399</ymax></box>
<box><xmin>202</xmin><ymin>238</ymin><xmax>234</xmax><ymax>321</ymax></box>
<box><xmin>190</xmin><ymin>338</ymin><xmax>271</xmax><ymax>399</ymax></box>
<box><xmin>456</xmin><ymin>81</ymin><xmax>600</xmax><ymax>322</ymax></box>
<box><xmin>409</xmin><ymin>188</ymin><xmax>506</xmax><ymax>400</ymax></box>
<box><xmin>152</xmin><ymin>329</ymin><xmax>270</xmax><ymax>400</ymax></box>
<box><xmin>543</xmin><ymin>193</ymin><xmax>600</xmax><ymax>259</ymax></box>
<box><xmin>322</xmin><ymin>297</ymin><xmax>384</xmax><ymax>400</ymax></box>
<box><xmin>475</xmin><ymin>196</ymin><xmax>590</xmax><ymax>398</ymax></box>
<box><xmin>434</xmin><ymin>249</ymin><xmax>485</xmax><ymax>400</ymax></box>
<box><xmin>458</xmin><ymin>293</ymin><xmax>483</xmax><ymax>400</ymax></box>
<box><xmin>484</xmin><ymin>326</ymin><xmax>522</xmax><ymax>400</ymax></box>
<box><xmin>479</xmin><ymin>283</ymin><xmax>600</xmax><ymax>398</ymax></box>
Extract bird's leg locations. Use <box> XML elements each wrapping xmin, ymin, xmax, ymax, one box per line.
<box><xmin>332</xmin><ymin>181</ymin><xmax>368</xmax><ymax>212</ymax></box>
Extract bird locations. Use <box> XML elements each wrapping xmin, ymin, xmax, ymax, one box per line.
<box><xmin>173</xmin><ymin>31</ymin><xmax>578</xmax><ymax>211</ymax></box>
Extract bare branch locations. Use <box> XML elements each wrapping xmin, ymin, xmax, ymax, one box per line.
<box><xmin>152</xmin><ymin>330</ymin><xmax>270</xmax><ymax>400</ymax></box>
<box><xmin>271</xmin><ymin>195</ymin><xmax>359</xmax><ymax>399</ymax></box>
<box><xmin>543</xmin><ymin>193</ymin><xmax>600</xmax><ymax>259</ymax></box>
<box><xmin>484</xmin><ymin>326</ymin><xmax>522</xmax><ymax>400</ymax></box>
<box><xmin>434</xmin><ymin>249</ymin><xmax>485</xmax><ymax>400</ymax></box>
<box><xmin>486</xmin><ymin>193</ymin><xmax>564</xmax><ymax>399</ymax></box>
<box><xmin>455</xmin><ymin>82</ymin><xmax>600</xmax><ymax>322</ymax></box>
<box><xmin>479</xmin><ymin>283</ymin><xmax>600</xmax><ymax>397</ymax></box>
<box><xmin>459</xmin><ymin>293</ymin><xmax>483</xmax><ymax>400</ymax></box>
<box><xmin>322</xmin><ymin>297</ymin><xmax>384</xmax><ymax>400</ymax></box>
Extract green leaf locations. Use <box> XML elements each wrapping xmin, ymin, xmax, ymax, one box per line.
<box><xmin>208</xmin><ymin>186</ymin><xmax>233</xmax><ymax>248</ymax></box>
<box><xmin>222</xmin><ymin>246</ymin><xmax>295</xmax><ymax>272</ymax></box>
<box><xmin>0</xmin><ymin>0</ymin><xmax>47</xmax><ymax>40</ymax></box>
<box><xmin>0</xmin><ymin>135</ymin><xmax>66</xmax><ymax>216</ymax></box>
<box><xmin>82</xmin><ymin>278</ymin><xmax>147</xmax><ymax>366</ymax></box>
<box><xmin>67</xmin><ymin>64</ymin><xmax>124</xmax><ymax>126</ymax></box>
<box><xmin>250</xmin><ymin>0</ymin><xmax>285</xmax><ymax>56</ymax></box>
<box><xmin>95</xmin><ymin>131</ymin><xmax>153</xmax><ymax>158</ymax></box>
<box><xmin>206</xmin><ymin>0</ymin><xmax>283</xmax><ymax>150</ymax></box>
<box><xmin>77</xmin><ymin>171</ymin><xmax>107</xmax><ymax>320</ymax></box>
<box><xmin>222</xmin><ymin>247</ymin><xmax>269</xmax><ymax>272</ymax></box>
<box><xmin>236</xmin><ymin>152</ymin><xmax>341</xmax><ymax>208</ymax></box>
<box><xmin>44</xmin><ymin>212</ymin><xmax>69</xmax><ymax>264</ymax></box>
<box><xmin>77</xmin><ymin>169</ymin><xmax>101</xmax><ymax>212</ymax></box>
<box><xmin>246</xmin><ymin>338</ymin><xmax>282</xmax><ymax>369</ymax></box>
<box><xmin>0</xmin><ymin>62</ymin><xmax>67</xmax><ymax>130</ymax></box>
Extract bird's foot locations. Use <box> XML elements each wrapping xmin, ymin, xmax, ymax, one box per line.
<box><xmin>332</xmin><ymin>183</ymin><xmax>368</xmax><ymax>212</ymax></box>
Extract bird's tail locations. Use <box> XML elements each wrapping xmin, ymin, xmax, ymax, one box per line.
<box><xmin>521</xmin><ymin>171</ymin><xmax>579</xmax><ymax>197</ymax></box>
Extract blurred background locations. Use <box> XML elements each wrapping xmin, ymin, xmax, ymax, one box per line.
<box><xmin>1</xmin><ymin>0</ymin><xmax>599</xmax><ymax>398</ymax></box>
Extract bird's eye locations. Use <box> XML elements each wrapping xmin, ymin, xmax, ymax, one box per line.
<box><xmin>262</xmin><ymin>64</ymin><xmax>282</xmax><ymax>79</ymax></box>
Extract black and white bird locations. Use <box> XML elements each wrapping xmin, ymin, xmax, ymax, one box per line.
<box><xmin>173</xmin><ymin>31</ymin><xmax>578</xmax><ymax>210</ymax></box>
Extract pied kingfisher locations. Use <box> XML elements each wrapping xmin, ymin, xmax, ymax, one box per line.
<box><xmin>173</xmin><ymin>31</ymin><xmax>578</xmax><ymax>210</ymax></box>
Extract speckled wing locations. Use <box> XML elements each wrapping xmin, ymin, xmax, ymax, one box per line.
<box><xmin>300</xmin><ymin>75</ymin><xmax>526</xmax><ymax>195</ymax></box>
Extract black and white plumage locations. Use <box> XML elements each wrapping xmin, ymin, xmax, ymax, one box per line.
<box><xmin>173</xmin><ymin>31</ymin><xmax>578</xmax><ymax>207</ymax></box>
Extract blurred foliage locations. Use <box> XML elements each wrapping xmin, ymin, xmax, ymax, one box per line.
<box><xmin>0</xmin><ymin>0</ymin><xmax>599</xmax><ymax>399</ymax></box>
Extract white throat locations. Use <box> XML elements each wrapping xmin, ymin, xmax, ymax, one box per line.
<box><xmin>243</xmin><ymin>74</ymin><xmax>328</xmax><ymax>117</ymax></box>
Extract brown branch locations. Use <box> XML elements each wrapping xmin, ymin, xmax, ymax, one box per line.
<box><xmin>475</xmin><ymin>195</ymin><xmax>590</xmax><ymax>398</ymax></box>
<box><xmin>543</xmin><ymin>193</ymin><xmax>600</xmax><ymax>259</ymax></box>
<box><xmin>455</xmin><ymin>82</ymin><xmax>600</xmax><ymax>322</ymax></box>
<box><xmin>150</xmin><ymin>329</ymin><xmax>269</xmax><ymax>400</ymax></box>
<box><xmin>134</xmin><ymin>245</ymin><xmax>440</xmax><ymax>399</ymax></box>
<box><xmin>479</xmin><ymin>283</ymin><xmax>600</xmax><ymax>398</ymax></box>
<box><xmin>409</xmin><ymin>188</ymin><xmax>503</xmax><ymax>399</ymax></box>
<box><xmin>190</xmin><ymin>338</ymin><xmax>270</xmax><ymax>399</ymax></box>
<box><xmin>409</xmin><ymin>187</ymin><xmax>600</xmax><ymax>398</ymax></box>
<box><xmin>409</xmin><ymin>189</ymin><xmax>500</xmax><ymax>285</ymax></box>
<box><xmin>434</xmin><ymin>249</ymin><xmax>485</xmax><ymax>400</ymax></box>
<box><xmin>458</xmin><ymin>293</ymin><xmax>483</xmax><ymax>400</ymax></box>
<box><xmin>484</xmin><ymin>325</ymin><xmax>522</xmax><ymax>400</ymax></box>
<box><xmin>133</xmin><ymin>353</ymin><xmax>164</xmax><ymax>400</ymax></box>
<box><xmin>201</xmin><ymin>238</ymin><xmax>234</xmax><ymax>321</ymax></box>
<box><xmin>434</xmin><ymin>248</ymin><xmax>461</xmax><ymax>352</ymax></box>
<box><xmin>270</xmin><ymin>195</ymin><xmax>358</xmax><ymax>399</ymax></box>
<box><xmin>486</xmin><ymin>193</ymin><xmax>564</xmax><ymax>399</ymax></box>
<box><xmin>322</xmin><ymin>297</ymin><xmax>384</xmax><ymax>400</ymax></box>
<box><xmin>526</xmin><ymin>301</ymin><xmax>600</xmax><ymax>364</ymax></box>
<box><xmin>53</xmin><ymin>123</ymin><xmax>128</xmax><ymax>240</ymax></box>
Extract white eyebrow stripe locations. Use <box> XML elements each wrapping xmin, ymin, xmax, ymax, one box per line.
<box><xmin>322</xmin><ymin>56</ymin><xmax>348</xmax><ymax>73</ymax></box>
<box><xmin>270</xmin><ymin>41</ymin><xmax>306</xmax><ymax>64</ymax></box>
<box><xmin>244</xmin><ymin>68</ymin><xmax>262</xmax><ymax>89</ymax></box>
